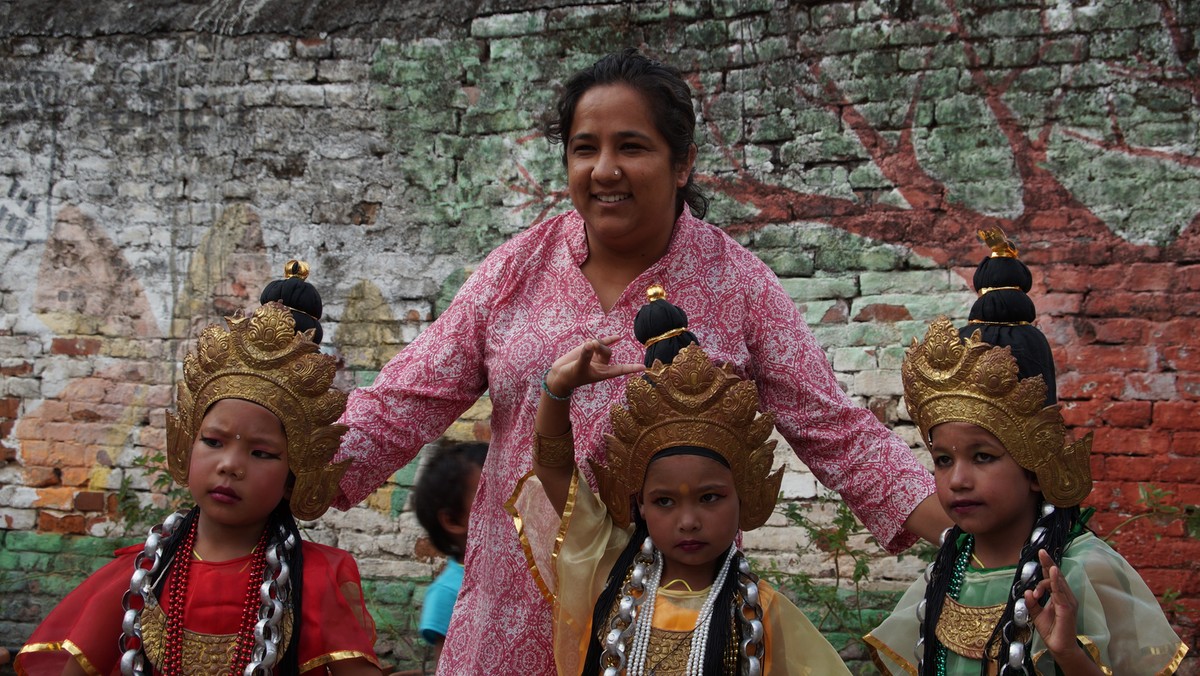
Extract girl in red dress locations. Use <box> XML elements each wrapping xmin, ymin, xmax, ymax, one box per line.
<box><xmin>17</xmin><ymin>264</ymin><xmax>381</xmax><ymax>676</ymax></box>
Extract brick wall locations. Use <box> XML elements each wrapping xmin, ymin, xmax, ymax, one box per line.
<box><xmin>1</xmin><ymin>0</ymin><xmax>1198</xmax><ymax>671</ymax></box>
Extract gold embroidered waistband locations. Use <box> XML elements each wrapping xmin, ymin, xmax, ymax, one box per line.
<box><xmin>935</xmin><ymin>597</ymin><xmax>1006</xmax><ymax>660</ymax></box>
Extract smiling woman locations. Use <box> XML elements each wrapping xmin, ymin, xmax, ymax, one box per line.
<box><xmin>332</xmin><ymin>49</ymin><xmax>946</xmax><ymax>675</ymax></box>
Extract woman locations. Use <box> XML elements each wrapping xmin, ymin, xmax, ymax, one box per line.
<box><xmin>334</xmin><ymin>49</ymin><xmax>946</xmax><ymax>674</ymax></box>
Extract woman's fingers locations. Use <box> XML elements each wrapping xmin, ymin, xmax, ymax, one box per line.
<box><xmin>549</xmin><ymin>336</ymin><xmax>645</xmax><ymax>391</ymax></box>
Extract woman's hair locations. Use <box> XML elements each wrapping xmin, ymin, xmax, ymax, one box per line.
<box><xmin>152</xmin><ymin>502</ymin><xmax>306</xmax><ymax>674</ymax></box>
<box><xmin>413</xmin><ymin>441</ymin><xmax>488</xmax><ymax>561</ymax></box>
<box><xmin>544</xmin><ymin>48</ymin><xmax>709</xmax><ymax>219</ymax></box>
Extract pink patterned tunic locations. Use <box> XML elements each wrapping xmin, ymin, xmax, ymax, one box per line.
<box><xmin>334</xmin><ymin>208</ymin><xmax>935</xmax><ymax>675</ymax></box>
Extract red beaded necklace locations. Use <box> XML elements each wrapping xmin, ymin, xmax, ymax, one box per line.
<box><xmin>162</xmin><ymin>520</ymin><xmax>270</xmax><ymax>676</ymax></box>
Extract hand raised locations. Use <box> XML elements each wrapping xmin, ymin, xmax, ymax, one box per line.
<box><xmin>544</xmin><ymin>336</ymin><xmax>645</xmax><ymax>396</ymax></box>
<box><xmin>1024</xmin><ymin>549</ymin><xmax>1080</xmax><ymax>658</ymax></box>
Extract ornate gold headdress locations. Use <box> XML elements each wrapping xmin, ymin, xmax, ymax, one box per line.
<box><xmin>902</xmin><ymin>318</ymin><xmax>1092</xmax><ymax>507</ymax></box>
<box><xmin>166</xmin><ymin>302</ymin><xmax>350</xmax><ymax>520</ymax></box>
<box><xmin>590</xmin><ymin>344</ymin><xmax>783</xmax><ymax>530</ymax></box>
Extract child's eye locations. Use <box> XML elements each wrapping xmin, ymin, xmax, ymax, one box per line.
<box><xmin>252</xmin><ymin>449</ymin><xmax>282</xmax><ymax>460</ymax></box>
<box><xmin>201</xmin><ymin>436</ymin><xmax>221</xmax><ymax>448</ymax></box>
<box><xmin>700</xmin><ymin>493</ymin><xmax>722</xmax><ymax>503</ymax></box>
<box><xmin>932</xmin><ymin>454</ymin><xmax>951</xmax><ymax>468</ymax></box>
<box><xmin>974</xmin><ymin>452</ymin><xmax>997</xmax><ymax>464</ymax></box>
<box><xmin>653</xmin><ymin>497</ymin><xmax>674</xmax><ymax>508</ymax></box>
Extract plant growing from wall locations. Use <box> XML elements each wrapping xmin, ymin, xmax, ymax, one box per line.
<box><xmin>114</xmin><ymin>449</ymin><xmax>190</xmax><ymax>535</ymax></box>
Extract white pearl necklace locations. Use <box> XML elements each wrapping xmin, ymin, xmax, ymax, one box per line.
<box><xmin>621</xmin><ymin>540</ymin><xmax>738</xmax><ymax>676</ymax></box>
<box><xmin>685</xmin><ymin>543</ymin><xmax>737</xmax><ymax>675</ymax></box>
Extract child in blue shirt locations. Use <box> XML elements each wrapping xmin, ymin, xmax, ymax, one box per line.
<box><xmin>413</xmin><ymin>441</ymin><xmax>487</xmax><ymax>664</ymax></box>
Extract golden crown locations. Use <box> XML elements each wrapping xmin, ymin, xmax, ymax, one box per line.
<box><xmin>166</xmin><ymin>302</ymin><xmax>350</xmax><ymax>520</ymax></box>
<box><xmin>902</xmin><ymin>318</ymin><xmax>1092</xmax><ymax>507</ymax></box>
<box><xmin>590</xmin><ymin>343</ymin><xmax>783</xmax><ymax>530</ymax></box>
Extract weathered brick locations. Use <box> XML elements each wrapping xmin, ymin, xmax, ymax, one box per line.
<box><xmin>1093</xmin><ymin>428</ymin><xmax>1173</xmax><ymax>456</ymax></box>
<box><xmin>1154</xmin><ymin>402</ymin><xmax>1200</xmax><ymax>431</ymax></box>
<box><xmin>1088</xmin><ymin>318</ymin><xmax>1150</xmax><ymax>344</ymax></box>
<box><xmin>0</xmin><ymin>397</ymin><xmax>18</xmax><ymax>418</ymax></box>
<box><xmin>1124</xmin><ymin>262</ymin><xmax>1176</xmax><ymax>291</ymax></box>
<box><xmin>50</xmin><ymin>338</ymin><xmax>102</xmax><ymax>356</ymax></box>
<box><xmin>1161</xmin><ymin>346</ymin><xmax>1200</xmax><ymax>371</ymax></box>
<box><xmin>1065</xmin><ymin>345</ymin><xmax>1154</xmax><ymax>371</ymax></box>
<box><xmin>1082</xmin><ymin>291</ymin><xmax>1173</xmax><ymax>318</ymax></box>
<box><xmin>73</xmin><ymin>490</ymin><xmax>106</xmax><ymax>512</ymax></box>
<box><xmin>1061</xmin><ymin>400</ymin><xmax>1152</xmax><ymax>428</ymax></box>
<box><xmin>36</xmin><ymin>511</ymin><xmax>87</xmax><ymax>534</ymax></box>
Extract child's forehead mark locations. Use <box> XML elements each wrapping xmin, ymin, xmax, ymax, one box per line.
<box><xmin>678</xmin><ymin>483</ymin><xmax>691</xmax><ymax>497</ymax></box>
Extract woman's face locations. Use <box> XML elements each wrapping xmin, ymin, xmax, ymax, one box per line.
<box><xmin>566</xmin><ymin>83</ymin><xmax>695</xmax><ymax>259</ymax></box>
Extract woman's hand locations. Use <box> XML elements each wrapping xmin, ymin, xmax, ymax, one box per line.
<box><xmin>544</xmin><ymin>336</ymin><xmax>645</xmax><ymax>397</ymax></box>
<box><xmin>1023</xmin><ymin>549</ymin><xmax>1103</xmax><ymax>675</ymax></box>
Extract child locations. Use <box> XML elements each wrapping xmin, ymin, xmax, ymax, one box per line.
<box><xmin>412</xmin><ymin>441</ymin><xmax>487</xmax><ymax>663</ymax></box>
<box><xmin>865</xmin><ymin>230</ymin><xmax>1188</xmax><ymax>674</ymax></box>
<box><xmin>16</xmin><ymin>268</ymin><xmax>382</xmax><ymax>675</ymax></box>
<box><xmin>508</xmin><ymin>286</ymin><xmax>850</xmax><ymax>675</ymax></box>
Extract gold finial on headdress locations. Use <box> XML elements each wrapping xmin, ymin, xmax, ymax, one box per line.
<box><xmin>591</xmin><ymin>344</ymin><xmax>783</xmax><ymax>530</ymax></box>
<box><xmin>284</xmin><ymin>259</ymin><xmax>310</xmax><ymax>280</ymax></box>
<box><xmin>978</xmin><ymin>227</ymin><xmax>1019</xmax><ymax>258</ymax></box>
<box><xmin>166</xmin><ymin>302</ymin><xmax>349</xmax><ymax>520</ymax></box>
<box><xmin>902</xmin><ymin>318</ymin><xmax>1091</xmax><ymax>507</ymax></box>
<box><xmin>646</xmin><ymin>284</ymin><xmax>667</xmax><ymax>302</ymax></box>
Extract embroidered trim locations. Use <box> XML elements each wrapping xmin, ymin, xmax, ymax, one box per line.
<box><xmin>16</xmin><ymin>641</ymin><xmax>104</xmax><ymax>676</ymax></box>
<box><xmin>299</xmin><ymin>650</ymin><xmax>381</xmax><ymax>673</ymax></box>
<box><xmin>863</xmin><ymin>632</ymin><xmax>919</xmax><ymax>676</ymax></box>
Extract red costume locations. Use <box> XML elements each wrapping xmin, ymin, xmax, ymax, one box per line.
<box><xmin>17</xmin><ymin>540</ymin><xmax>378</xmax><ymax>675</ymax></box>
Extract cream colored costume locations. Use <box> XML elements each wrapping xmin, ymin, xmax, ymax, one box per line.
<box><xmin>508</xmin><ymin>468</ymin><xmax>851</xmax><ymax>675</ymax></box>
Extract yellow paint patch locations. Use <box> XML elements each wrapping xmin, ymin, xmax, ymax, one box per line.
<box><xmin>89</xmin><ymin>466</ymin><xmax>112</xmax><ymax>491</ymax></box>
<box><xmin>366</xmin><ymin>485</ymin><xmax>395</xmax><ymax>514</ymax></box>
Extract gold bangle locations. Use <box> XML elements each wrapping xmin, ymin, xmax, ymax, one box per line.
<box><xmin>643</xmin><ymin>326</ymin><xmax>688</xmax><ymax>349</ymax></box>
<box><xmin>535</xmin><ymin>429</ymin><xmax>575</xmax><ymax>468</ymax></box>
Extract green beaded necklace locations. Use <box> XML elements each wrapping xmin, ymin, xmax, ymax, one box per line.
<box><xmin>934</xmin><ymin>534</ymin><xmax>974</xmax><ymax>676</ymax></box>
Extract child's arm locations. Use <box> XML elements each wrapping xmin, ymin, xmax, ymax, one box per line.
<box><xmin>1024</xmin><ymin>549</ymin><xmax>1104</xmax><ymax>676</ymax></box>
<box><xmin>534</xmin><ymin>336</ymin><xmax>644</xmax><ymax>515</ymax></box>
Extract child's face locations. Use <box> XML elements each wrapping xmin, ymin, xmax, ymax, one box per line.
<box><xmin>931</xmin><ymin>421</ymin><xmax>1040</xmax><ymax>545</ymax></box>
<box><xmin>637</xmin><ymin>453</ymin><xmax>739</xmax><ymax>591</ymax></box>
<box><xmin>188</xmin><ymin>398</ymin><xmax>290</xmax><ymax>535</ymax></box>
<box><xmin>448</xmin><ymin>464</ymin><xmax>482</xmax><ymax>554</ymax></box>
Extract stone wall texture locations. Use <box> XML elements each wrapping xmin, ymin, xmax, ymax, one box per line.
<box><xmin>2</xmin><ymin>0</ymin><xmax>1198</xmax><ymax>671</ymax></box>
